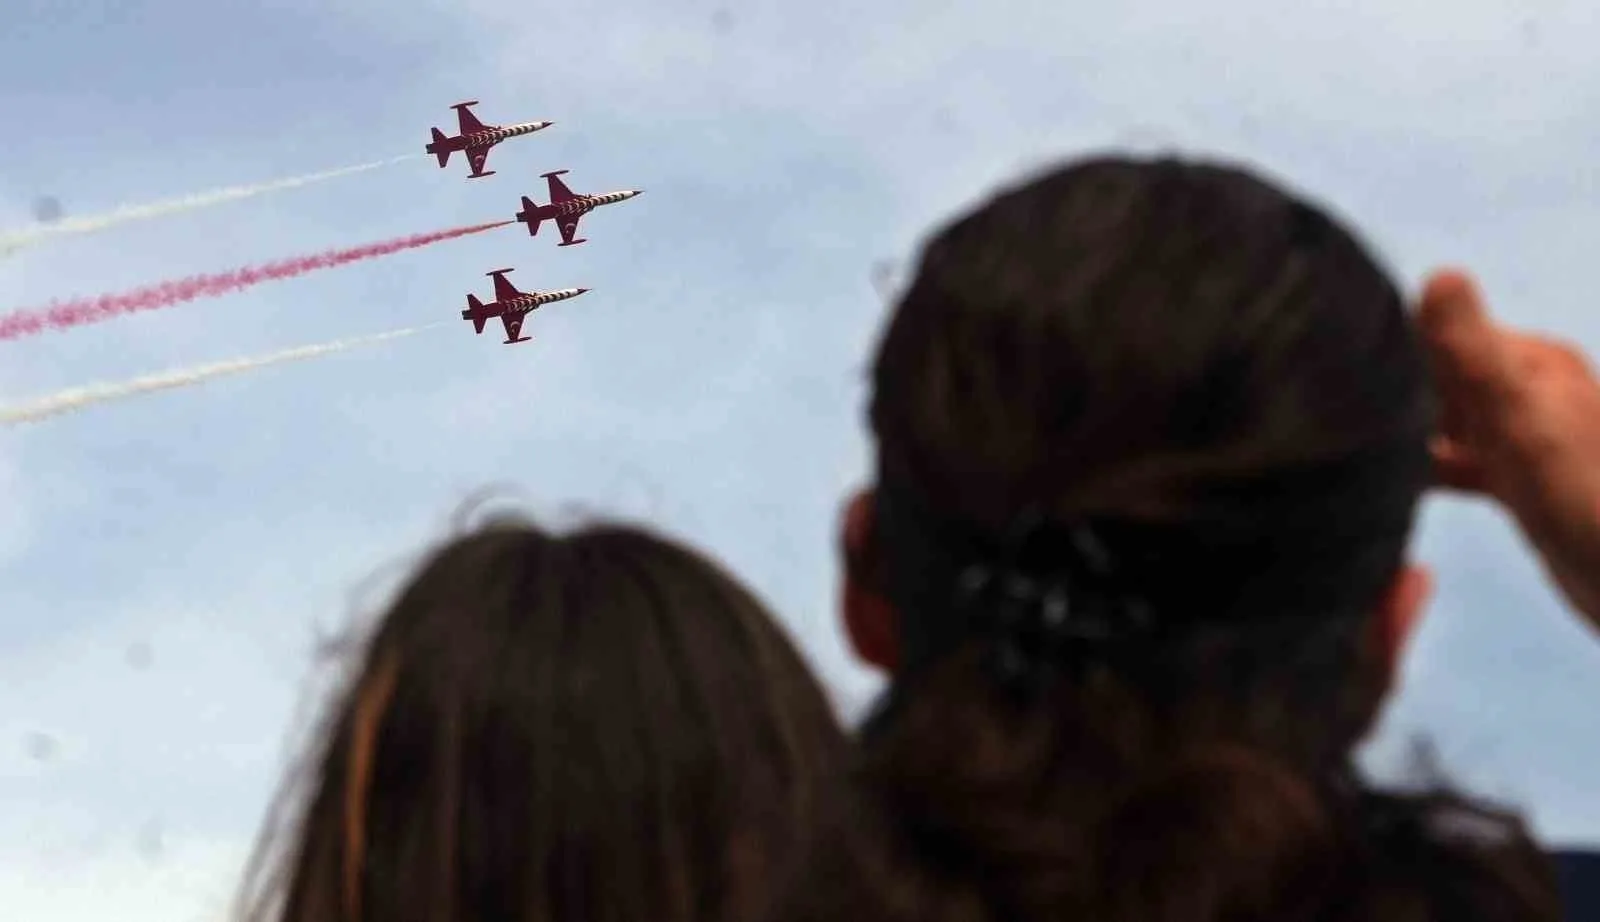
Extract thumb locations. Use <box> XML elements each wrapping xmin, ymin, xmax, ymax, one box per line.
<box><xmin>1415</xmin><ymin>269</ymin><xmax>1517</xmax><ymax>407</ymax></box>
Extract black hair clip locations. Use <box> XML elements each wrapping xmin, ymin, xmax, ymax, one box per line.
<box><xmin>953</xmin><ymin>510</ymin><xmax>1154</xmax><ymax>697</ymax></box>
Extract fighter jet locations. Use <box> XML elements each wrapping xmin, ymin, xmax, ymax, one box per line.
<box><xmin>514</xmin><ymin>170</ymin><xmax>642</xmax><ymax>246</ymax></box>
<box><xmin>461</xmin><ymin>268</ymin><xmax>589</xmax><ymax>344</ymax></box>
<box><xmin>426</xmin><ymin>101</ymin><xmax>553</xmax><ymax>179</ymax></box>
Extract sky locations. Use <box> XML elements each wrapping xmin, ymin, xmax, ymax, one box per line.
<box><xmin>1</xmin><ymin>0</ymin><xmax>1599</xmax><ymax>918</ymax></box>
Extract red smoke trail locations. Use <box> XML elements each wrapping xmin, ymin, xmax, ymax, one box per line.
<box><xmin>0</xmin><ymin>220</ymin><xmax>514</xmax><ymax>341</ymax></box>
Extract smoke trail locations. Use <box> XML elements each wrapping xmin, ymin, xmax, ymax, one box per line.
<box><xmin>0</xmin><ymin>323</ymin><xmax>445</xmax><ymax>426</ymax></box>
<box><xmin>0</xmin><ymin>155</ymin><xmax>418</xmax><ymax>252</ymax></box>
<box><xmin>0</xmin><ymin>219</ymin><xmax>513</xmax><ymax>341</ymax></box>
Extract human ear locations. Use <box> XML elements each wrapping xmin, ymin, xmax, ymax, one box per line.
<box><xmin>839</xmin><ymin>489</ymin><xmax>898</xmax><ymax>672</ymax></box>
<box><xmin>1371</xmin><ymin>562</ymin><xmax>1432</xmax><ymax>683</ymax></box>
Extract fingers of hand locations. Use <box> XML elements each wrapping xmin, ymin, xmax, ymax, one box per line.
<box><xmin>1416</xmin><ymin>270</ymin><xmax>1520</xmax><ymax>410</ymax></box>
<box><xmin>1509</xmin><ymin>331</ymin><xmax>1595</xmax><ymax>380</ymax></box>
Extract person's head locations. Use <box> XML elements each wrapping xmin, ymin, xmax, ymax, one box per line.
<box><xmin>793</xmin><ymin>156</ymin><xmax>1556</xmax><ymax>921</ymax></box>
<box><xmin>243</xmin><ymin>515</ymin><xmax>845</xmax><ymax>922</ymax></box>
<box><xmin>842</xmin><ymin>154</ymin><xmax>1436</xmax><ymax>749</ymax></box>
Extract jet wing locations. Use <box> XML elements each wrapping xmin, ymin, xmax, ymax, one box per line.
<box><xmin>456</xmin><ymin>105</ymin><xmax>489</xmax><ymax>135</ymax></box>
<box><xmin>492</xmin><ymin>272</ymin><xmax>522</xmax><ymax>302</ymax></box>
<box><xmin>501</xmin><ymin>313</ymin><xmax>525</xmax><ymax>341</ymax></box>
<box><xmin>557</xmin><ymin>213</ymin><xmax>583</xmax><ymax>244</ymax></box>
<box><xmin>546</xmin><ymin>173</ymin><xmax>577</xmax><ymax>203</ymax></box>
<box><xmin>467</xmin><ymin>147</ymin><xmax>491</xmax><ymax>176</ymax></box>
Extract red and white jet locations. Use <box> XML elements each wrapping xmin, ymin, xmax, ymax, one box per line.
<box><xmin>426</xmin><ymin>101</ymin><xmax>553</xmax><ymax>179</ymax></box>
<box><xmin>461</xmin><ymin>269</ymin><xmax>589</xmax><ymax>344</ymax></box>
<box><xmin>515</xmin><ymin>170</ymin><xmax>642</xmax><ymax>246</ymax></box>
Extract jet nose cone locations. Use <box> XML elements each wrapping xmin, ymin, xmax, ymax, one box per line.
<box><xmin>575</xmin><ymin>287</ymin><xmax>590</xmax><ymax>294</ymax></box>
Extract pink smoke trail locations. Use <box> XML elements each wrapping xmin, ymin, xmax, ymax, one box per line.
<box><xmin>0</xmin><ymin>220</ymin><xmax>515</xmax><ymax>341</ymax></box>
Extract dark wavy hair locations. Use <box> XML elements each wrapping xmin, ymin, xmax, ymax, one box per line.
<box><xmin>239</xmin><ymin>516</ymin><xmax>846</xmax><ymax>922</ymax></box>
<box><xmin>773</xmin><ymin>157</ymin><xmax>1559</xmax><ymax>922</ymax></box>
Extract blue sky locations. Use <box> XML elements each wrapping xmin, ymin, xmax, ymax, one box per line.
<box><xmin>1</xmin><ymin>0</ymin><xmax>1598</xmax><ymax>917</ymax></box>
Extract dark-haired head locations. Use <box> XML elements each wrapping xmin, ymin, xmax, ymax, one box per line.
<box><xmin>242</xmin><ymin>516</ymin><xmax>845</xmax><ymax>922</ymax></box>
<box><xmin>782</xmin><ymin>156</ymin><xmax>1558</xmax><ymax>922</ymax></box>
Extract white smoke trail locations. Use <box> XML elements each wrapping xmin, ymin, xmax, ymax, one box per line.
<box><xmin>0</xmin><ymin>322</ymin><xmax>443</xmax><ymax>426</ymax></box>
<box><xmin>0</xmin><ymin>155</ymin><xmax>418</xmax><ymax>252</ymax></box>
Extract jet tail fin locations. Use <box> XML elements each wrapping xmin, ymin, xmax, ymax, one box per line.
<box><xmin>519</xmin><ymin>196</ymin><xmax>542</xmax><ymax>235</ymax></box>
<box><xmin>463</xmin><ymin>294</ymin><xmax>487</xmax><ymax>333</ymax></box>
<box><xmin>430</xmin><ymin>128</ymin><xmax>451</xmax><ymax>166</ymax></box>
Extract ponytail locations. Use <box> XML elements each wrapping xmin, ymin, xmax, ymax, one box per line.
<box><xmin>774</xmin><ymin>644</ymin><xmax>1559</xmax><ymax>922</ymax></box>
<box><xmin>1091</xmin><ymin>746</ymin><xmax>1337</xmax><ymax>921</ymax></box>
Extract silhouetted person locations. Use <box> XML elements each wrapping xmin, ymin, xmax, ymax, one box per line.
<box><xmin>239</xmin><ymin>516</ymin><xmax>846</xmax><ymax>922</ymax></box>
<box><xmin>774</xmin><ymin>157</ymin><xmax>1582</xmax><ymax>922</ymax></box>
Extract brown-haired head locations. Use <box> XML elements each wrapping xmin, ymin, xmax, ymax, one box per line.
<box><xmin>789</xmin><ymin>156</ymin><xmax>1558</xmax><ymax>922</ymax></box>
<box><xmin>243</xmin><ymin>517</ymin><xmax>845</xmax><ymax>922</ymax></box>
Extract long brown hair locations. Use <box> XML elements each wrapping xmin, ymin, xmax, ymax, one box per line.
<box><xmin>240</xmin><ymin>515</ymin><xmax>845</xmax><ymax>922</ymax></box>
<box><xmin>775</xmin><ymin>157</ymin><xmax>1558</xmax><ymax>922</ymax></box>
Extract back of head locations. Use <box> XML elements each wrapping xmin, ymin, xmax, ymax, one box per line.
<box><xmin>779</xmin><ymin>157</ymin><xmax>1558</xmax><ymax>922</ymax></box>
<box><xmin>244</xmin><ymin>517</ymin><xmax>845</xmax><ymax>922</ymax></box>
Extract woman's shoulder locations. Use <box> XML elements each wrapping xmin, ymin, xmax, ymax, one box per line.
<box><xmin>1554</xmin><ymin>849</ymin><xmax>1600</xmax><ymax>920</ymax></box>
